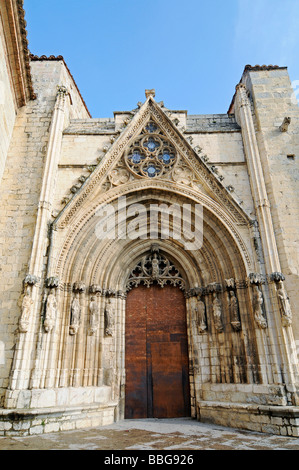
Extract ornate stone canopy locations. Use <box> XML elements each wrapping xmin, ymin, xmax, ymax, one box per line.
<box><xmin>126</xmin><ymin>245</ymin><xmax>186</xmax><ymax>292</ymax></box>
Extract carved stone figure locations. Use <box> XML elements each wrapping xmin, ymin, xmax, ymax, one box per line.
<box><xmin>69</xmin><ymin>293</ymin><xmax>81</xmax><ymax>335</ymax></box>
<box><xmin>253</xmin><ymin>286</ymin><xmax>267</xmax><ymax>329</ymax></box>
<box><xmin>88</xmin><ymin>296</ymin><xmax>99</xmax><ymax>335</ymax></box>
<box><xmin>151</xmin><ymin>253</ymin><xmax>160</xmax><ymax>280</ymax></box>
<box><xmin>196</xmin><ymin>297</ymin><xmax>207</xmax><ymax>333</ymax></box>
<box><xmin>280</xmin><ymin>117</ymin><xmax>291</xmax><ymax>132</ymax></box>
<box><xmin>228</xmin><ymin>291</ymin><xmax>241</xmax><ymax>331</ymax></box>
<box><xmin>212</xmin><ymin>293</ymin><xmax>223</xmax><ymax>332</ymax></box>
<box><xmin>109</xmin><ymin>167</ymin><xmax>130</xmax><ymax>186</ymax></box>
<box><xmin>19</xmin><ymin>287</ymin><xmax>34</xmax><ymax>333</ymax></box>
<box><xmin>277</xmin><ymin>282</ymin><xmax>292</xmax><ymax>327</ymax></box>
<box><xmin>105</xmin><ymin>299</ymin><xmax>115</xmax><ymax>336</ymax></box>
<box><xmin>172</xmin><ymin>165</ymin><xmax>194</xmax><ymax>185</ymax></box>
<box><xmin>44</xmin><ymin>292</ymin><xmax>57</xmax><ymax>333</ymax></box>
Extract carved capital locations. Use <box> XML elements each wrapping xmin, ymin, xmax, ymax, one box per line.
<box><xmin>225</xmin><ymin>278</ymin><xmax>235</xmax><ymax>290</ymax></box>
<box><xmin>270</xmin><ymin>272</ymin><xmax>285</xmax><ymax>283</ymax></box>
<box><xmin>24</xmin><ymin>274</ymin><xmax>39</xmax><ymax>287</ymax></box>
<box><xmin>45</xmin><ymin>276</ymin><xmax>59</xmax><ymax>289</ymax></box>
<box><xmin>56</xmin><ymin>85</ymin><xmax>68</xmax><ymax>97</ymax></box>
<box><xmin>186</xmin><ymin>287</ymin><xmax>205</xmax><ymax>298</ymax></box>
<box><xmin>89</xmin><ymin>284</ymin><xmax>102</xmax><ymax>294</ymax></box>
<box><xmin>248</xmin><ymin>272</ymin><xmax>265</xmax><ymax>286</ymax></box>
<box><xmin>73</xmin><ymin>281</ymin><xmax>86</xmax><ymax>293</ymax></box>
<box><xmin>207</xmin><ymin>282</ymin><xmax>222</xmax><ymax>294</ymax></box>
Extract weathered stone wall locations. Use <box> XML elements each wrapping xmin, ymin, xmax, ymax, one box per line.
<box><xmin>0</xmin><ymin>59</ymin><xmax>299</xmax><ymax>437</ymax></box>
<box><xmin>0</xmin><ymin>60</ymin><xmax>89</xmax><ymax>403</ymax></box>
<box><xmin>0</xmin><ymin>18</ymin><xmax>17</xmax><ymax>185</ymax></box>
<box><xmin>243</xmin><ymin>68</ymin><xmax>299</xmax><ymax>349</ymax></box>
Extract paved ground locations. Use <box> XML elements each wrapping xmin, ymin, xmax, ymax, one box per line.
<box><xmin>0</xmin><ymin>418</ymin><xmax>299</xmax><ymax>451</ymax></box>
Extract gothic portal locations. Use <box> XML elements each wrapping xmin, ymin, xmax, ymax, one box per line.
<box><xmin>1</xmin><ymin>0</ymin><xmax>299</xmax><ymax>437</ymax></box>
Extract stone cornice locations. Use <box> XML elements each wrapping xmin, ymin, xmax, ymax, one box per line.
<box><xmin>0</xmin><ymin>0</ymin><xmax>36</xmax><ymax>106</ymax></box>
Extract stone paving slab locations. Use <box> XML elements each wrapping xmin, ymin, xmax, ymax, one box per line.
<box><xmin>0</xmin><ymin>418</ymin><xmax>299</xmax><ymax>451</ymax></box>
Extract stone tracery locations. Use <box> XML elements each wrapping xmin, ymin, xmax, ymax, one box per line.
<box><xmin>126</xmin><ymin>246</ymin><xmax>186</xmax><ymax>292</ymax></box>
<box><xmin>125</xmin><ymin>120</ymin><xmax>177</xmax><ymax>179</ymax></box>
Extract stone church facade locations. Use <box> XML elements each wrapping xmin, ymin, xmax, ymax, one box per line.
<box><xmin>0</xmin><ymin>0</ymin><xmax>299</xmax><ymax>436</ymax></box>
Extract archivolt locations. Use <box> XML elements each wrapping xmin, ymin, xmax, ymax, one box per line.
<box><xmin>52</xmin><ymin>181</ymin><xmax>254</xmax><ymax>287</ymax></box>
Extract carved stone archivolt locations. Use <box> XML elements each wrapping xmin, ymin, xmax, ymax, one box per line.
<box><xmin>126</xmin><ymin>246</ymin><xmax>186</xmax><ymax>292</ymax></box>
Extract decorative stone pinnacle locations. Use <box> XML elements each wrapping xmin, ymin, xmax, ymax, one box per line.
<box><xmin>145</xmin><ymin>89</ymin><xmax>155</xmax><ymax>98</ymax></box>
<box><xmin>57</xmin><ymin>85</ymin><xmax>68</xmax><ymax>96</ymax></box>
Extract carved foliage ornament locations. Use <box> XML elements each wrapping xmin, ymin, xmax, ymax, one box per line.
<box><xmin>126</xmin><ymin>247</ymin><xmax>185</xmax><ymax>292</ymax></box>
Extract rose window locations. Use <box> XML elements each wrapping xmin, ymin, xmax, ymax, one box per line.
<box><xmin>125</xmin><ymin>121</ymin><xmax>177</xmax><ymax>179</ymax></box>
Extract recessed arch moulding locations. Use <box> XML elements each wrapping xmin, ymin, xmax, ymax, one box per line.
<box><xmin>17</xmin><ymin>177</ymin><xmax>283</xmax><ymax>420</ymax></box>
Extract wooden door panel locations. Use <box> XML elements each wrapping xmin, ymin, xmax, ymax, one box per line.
<box><xmin>125</xmin><ymin>285</ymin><xmax>190</xmax><ymax>419</ymax></box>
<box><xmin>151</xmin><ymin>342</ymin><xmax>187</xmax><ymax>418</ymax></box>
<box><xmin>125</xmin><ymin>288</ymin><xmax>147</xmax><ymax>419</ymax></box>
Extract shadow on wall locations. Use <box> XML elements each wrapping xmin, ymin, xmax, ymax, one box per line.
<box><xmin>0</xmin><ymin>342</ymin><xmax>4</xmax><ymax>365</ymax></box>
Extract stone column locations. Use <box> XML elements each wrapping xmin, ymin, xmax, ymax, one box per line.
<box><xmin>7</xmin><ymin>86</ymin><xmax>69</xmax><ymax>392</ymax></box>
<box><xmin>235</xmin><ymin>84</ymin><xmax>299</xmax><ymax>395</ymax></box>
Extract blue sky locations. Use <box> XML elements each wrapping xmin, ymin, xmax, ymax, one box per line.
<box><xmin>24</xmin><ymin>0</ymin><xmax>299</xmax><ymax>118</ymax></box>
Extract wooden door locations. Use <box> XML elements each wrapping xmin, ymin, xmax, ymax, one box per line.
<box><xmin>125</xmin><ymin>284</ymin><xmax>190</xmax><ymax>419</ymax></box>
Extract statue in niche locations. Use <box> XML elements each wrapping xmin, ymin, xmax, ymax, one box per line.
<box><xmin>69</xmin><ymin>292</ymin><xmax>81</xmax><ymax>335</ymax></box>
<box><xmin>19</xmin><ymin>287</ymin><xmax>34</xmax><ymax>333</ymax></box>
<box><xmin>196</xmin><ymin>297</ymin><xmax>207</xmax><ymax>334</ymax></box>
<box><xmin>228</xmin><ymin>290</ymin><xmax>241</xmax><ymax>331</ymax></box>
<box><xmin>277</xmin><ymin>282</ymin><xmax>292</xmax><ymax>327</ymax></box>
<box><xmin>253</xmin><ymin>286</ymin><xmax>267</xmax><ymax>329</ymax></box>
<box><xmin>212</xmin><ymin>293</ymin><xmax>223</xmax><ymax>332</ymax></box>
<box><xmin>44</xmin><ymin>291</ymin><xmax>57</xmax><ymax>333</ymax></box>
<box><xmin>105</xmin><ymin>298</ymin><xmax>115</xmax><ymax>336</ymax></box>
<box><xmin>88</xmin><ymin>296</ymin><xmax>99</xmax><ymax>335</ymax></box>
